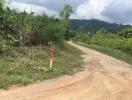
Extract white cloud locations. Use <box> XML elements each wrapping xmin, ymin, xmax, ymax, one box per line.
<box><xmin>7</xmin><ymin>1</ymin><xmax>58</xmax><ymax>16</ymax></box>
<box><xmin>71</xmin><ymin>0</ymin><xmax>111</xmax><ymax>22</ymax></box>
<box><xmin>102</xmin><ymin>0</ymin><xmax>132</xmax><ymax>24</ymax></box>
<box><xmin>6</xmin><ymin>0</ymin><xmax>132</xmax><ymax>24</ymax></box>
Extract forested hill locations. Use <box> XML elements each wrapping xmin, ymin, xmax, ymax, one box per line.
<box><xmin>70</xmin><ymin>19</ymin><xmax>129</xmax><ymax>33</ymax></box>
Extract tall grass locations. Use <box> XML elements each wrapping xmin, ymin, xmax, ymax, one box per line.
<box><xmin>76</xmin><ymin>42</ymin><xmax>132</xmax><ymax>64</ymax></box>
<box><xmin>0</xmin><ymin>43</ymin><xmax>83</xmax><ymax>89</ymax></box>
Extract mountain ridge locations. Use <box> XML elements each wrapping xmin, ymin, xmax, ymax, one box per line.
<box><xmin>70</xmin><ymin>19</ymin><xmax>130</xmax><ymax>33</ymax></box>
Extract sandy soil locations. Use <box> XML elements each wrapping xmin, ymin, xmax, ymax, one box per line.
<box><xmin>0</xmin><ymin>42</ymin><xmax>132</xmax><ymax>100</ymax></box>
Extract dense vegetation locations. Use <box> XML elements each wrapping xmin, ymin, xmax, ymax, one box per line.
<box><xmin>0</xmin><ymin>43</ymin><xmax>82</xmax><ymax>88</ymax></box>
<box><xmin>73</xmin><ymin>27</ymin><xmax>132</xmax><ymax>64</ymax></box>
<box><xmin>0</xmin><ymin>1</ymin><xmax>75</xmax><ymax>50</ymax></box>
<box><xmin>0</xmin><ymin>8</ymin><xmax>64</xmax><ymax>49</ymax></box>
<box><xmin>70</xmin><ymin>19</ymin><xmax>129</xmax><ymax>33</ymax></box>
<box><xmin>0</xmin><ymin>2</ymin><xmax>84</xmax><ymax>88</ymax></box>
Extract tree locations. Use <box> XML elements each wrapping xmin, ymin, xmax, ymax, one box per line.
<box><xmin>0</xmin><ymin>0</ymin><xmax>5</xmax><ymax>37</ymax></box>
<box><xmin>0</xmin><ymin>0</ymin><xmax>5</xmax><ymax>9</ymax></box>
<box><xmin>0</xmin><ymin>0</ymin><xmax>4</xmax><ymax>23</ymax></box>
<box><xmin>59</xmin><ymin>4</ymin><xmax>73</xmax><ymax>40</ymax></box>
<box><xmin>120</xmin><ymin>27</ymin><xmax>132</xmax><ymax>38</ymax></box>
<box><xmin>96</xmin><ymin>27</ymin><xmax>107</xmax><ymax>35</ymax></box>
<box><xmin>0</xmin><ymin>0</ymin><xmax>5</xmax><ymax>19</ymax></box>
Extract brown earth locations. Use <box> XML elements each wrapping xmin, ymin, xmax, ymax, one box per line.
<box><xmin>0</xmin><ymin>42</ymin><xmax>132</xmax><ymax>100</ymax></box>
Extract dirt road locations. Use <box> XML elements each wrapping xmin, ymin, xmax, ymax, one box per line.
<box><xmin>0</xmin><ymin>42</ymin><xmax>132</xmax><ymax>100</ymax></box>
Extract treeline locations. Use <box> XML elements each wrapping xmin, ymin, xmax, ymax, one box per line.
<box><xmin>73</xmin><ymin>27</ymin><xmax>132</xmax><ymax>54</ymax></box>
<box><xmin>1</xmin><ymin>8</ymin><xmax>64</xmax><ymax>45</ymax></box>
<box><xmin>0</xmin><ymin>2</ymin><xmax>73</xmax><ymax>52</ymax></box>
<box><xmin>70</xmin><ymin>19</ymin><xmax>129</xmax><ymax>33</ymax></box>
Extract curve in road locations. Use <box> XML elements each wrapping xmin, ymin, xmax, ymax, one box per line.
<box><xmin>0</xmin><ymin>42</ymin><xmax>132</xmax><ymax>100</ymax></box>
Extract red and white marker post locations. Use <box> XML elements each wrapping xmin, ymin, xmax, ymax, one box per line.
<box><xmin>49</xmin><ymin>48</ymin><xmax>54</xmax><ymax>70</ymax></box>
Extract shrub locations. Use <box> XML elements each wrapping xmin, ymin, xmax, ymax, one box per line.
<box><xmin>0</xmin><ymin>35</ymin><xmax>10</xmax><ymax>53</ymax></box>
<box><xmin>74</xmin><ymin>32</ymin><xmax>132</xmax><ymax>54</ymax></box>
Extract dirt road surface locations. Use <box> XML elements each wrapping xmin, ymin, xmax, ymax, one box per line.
<box><xmin>0</xmin><ymin>42</ymin><xmax>132</xmax><ymax>100</ymax></box>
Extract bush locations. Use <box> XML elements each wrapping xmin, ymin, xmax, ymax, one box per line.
<box><xmin>74</xmin><ymin>32</ymin><xmax>132</xmax><ymax>54</ymax></box>
<box><xmin>35</xmin><ymin>20</ymin><xmax>64</xmax><ymax>44</ymax></box>
<box><xmin>1</xmin><ymin>8</ymin><xmax>65</xmax><ymax>46</ymax></box>
<box><xmin>0</xmin><ymin>35</ymin><xmax>10</xmax><ymax>53</ymax></box>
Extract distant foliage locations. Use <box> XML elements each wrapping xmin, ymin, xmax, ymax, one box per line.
<box><xmin>119</xmin><ymin>27</ymin><xmax>132</xmax><ymax>38</ymax></box>
<box><xmin>70</xmin><ymin>19</ymin><xmax>128</xmax><ymax>33</ymax></box>
<box><xmin>74</xmin><ymin>28</ymin><xmax>132</xmax><ymax>54</ymax></box>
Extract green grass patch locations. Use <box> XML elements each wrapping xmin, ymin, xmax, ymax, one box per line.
<box><xmin>0</xmin><ymin>43</ymin><xmax>83</xmax><ymax>89</ymax></box>
<box><xmin>76</xmin><ymin>42</ymin><xmax>132</xmax><ymax>65</ymax></box>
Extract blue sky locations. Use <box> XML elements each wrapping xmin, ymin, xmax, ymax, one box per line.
<box><xmin>6</xmin><ymin>0</ymin><xmax>132</xmax><ymax>25</ymax></box>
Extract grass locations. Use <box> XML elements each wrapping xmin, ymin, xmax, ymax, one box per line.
<box><xmin>0</xmin><ymin>43</ymin><xmax>83</xmax><ymax>89</ymax></box>
<box><xmin>76</xmin><ymin>42</ymin><xmax>132</xmax><ymax>65</ymax></box>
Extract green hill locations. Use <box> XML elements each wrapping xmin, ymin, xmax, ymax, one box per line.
<box><xmin>70</xmin><ymin>19</ymin><xmax>129</xmax><ymax>33</ymax></box>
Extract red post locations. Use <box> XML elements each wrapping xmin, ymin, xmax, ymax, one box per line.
<box><xmin>50</xmin><ymin>48</ymin><xmax>54</xmax><ymax>69</ymax></box>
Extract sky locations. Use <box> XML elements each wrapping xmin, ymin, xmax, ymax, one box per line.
<box><xmin>6</xmin><ymin>0</ymin><xmax>132</xmax><ymax>25</ymax></box>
